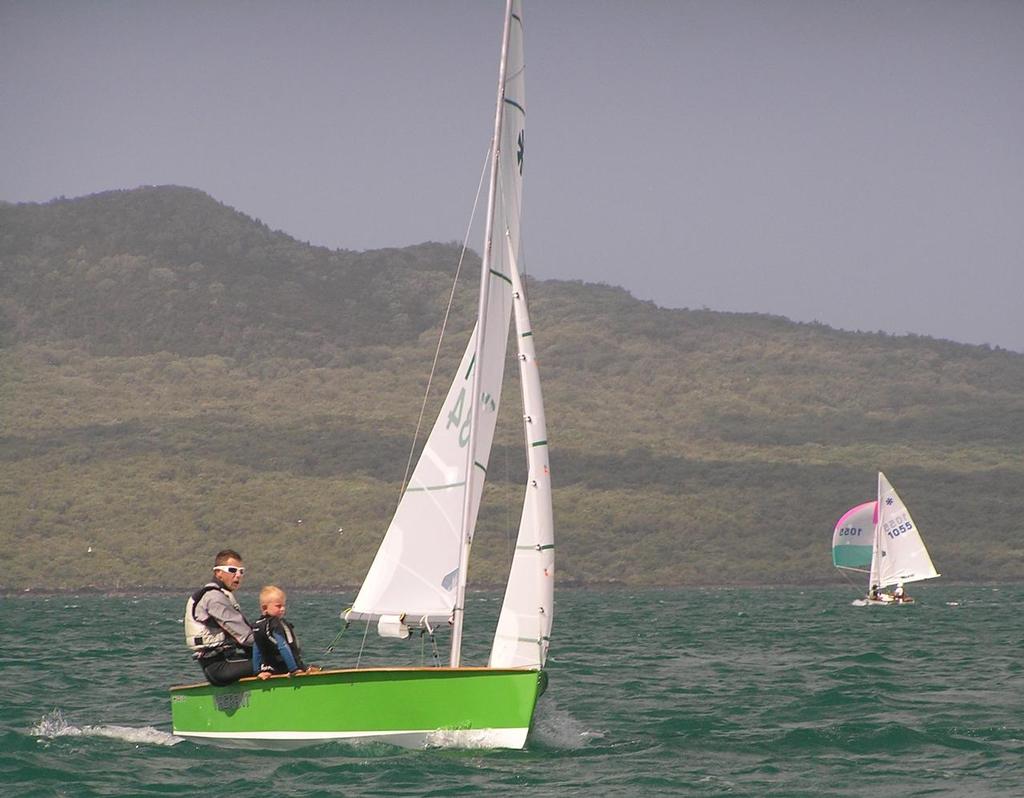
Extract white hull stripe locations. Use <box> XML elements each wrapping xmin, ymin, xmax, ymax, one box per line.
<box><xmin>175</xmin><ymin>726</ymin><xmax>529</xmax><ymax>749</ymax></box>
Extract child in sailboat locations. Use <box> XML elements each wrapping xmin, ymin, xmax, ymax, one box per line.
<box><xmin>252</xmin><ymin>585</ymin><xmax>319</xmax><ymax>678</ymax></box>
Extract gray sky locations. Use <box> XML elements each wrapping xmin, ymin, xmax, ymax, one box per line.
<box><xmin>3</xmin><ymin>1</ymin><xmax>1022</xmax><ymax>351</ymax></box>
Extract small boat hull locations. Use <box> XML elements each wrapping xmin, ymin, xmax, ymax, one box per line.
<box><xmin>852</xmin><ymin>595</ymin><xmax>916</xmax><ymax>607</ymax></box>
<box><xmin>170</xmin><ymin>666</ymin><xmax>544</xmax><ymax>749</ymax></box>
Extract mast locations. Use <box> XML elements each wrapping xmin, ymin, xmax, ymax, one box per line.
<box><xmin>450</xmin><ymin>0</ymin><xmax>515</xmax><ymax>667</ymax></box>
<box><xmin>869</xmin><ymin>472</ymin><xmax>882</xmax><ymax>595</ymax></box>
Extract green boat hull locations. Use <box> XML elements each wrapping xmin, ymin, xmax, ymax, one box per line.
<box><xmin>170</xmin><ymin>667</ymin><xmax>545</xmax><ymax>749</ymax></box>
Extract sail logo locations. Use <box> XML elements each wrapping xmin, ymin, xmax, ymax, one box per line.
<box><xmin>517</xmin><ymin>130</ymin><xmax>525</xmax><ymax>175</ymax></box>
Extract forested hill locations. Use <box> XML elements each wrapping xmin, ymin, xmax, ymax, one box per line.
<box><xmin>0</xmin><ymin>186</ymin><xmax>474</xmax><ymax>359</ymax></box>
<box><xmin>2</xmin><ymin>186</ymin><xmax>1022</xmax><ymax>592</ymax></box>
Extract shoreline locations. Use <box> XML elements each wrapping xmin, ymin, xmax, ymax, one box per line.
<box><xmin>1</xmin><ymin>579</ymin><xmax>1009</xmax><ymax>598</ymax></box>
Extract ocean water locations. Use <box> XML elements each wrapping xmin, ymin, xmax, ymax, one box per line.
<box><xmin>3</xmin><ymin>584</ymin><xmax>1022</xmax><ymax>797</ymax></box>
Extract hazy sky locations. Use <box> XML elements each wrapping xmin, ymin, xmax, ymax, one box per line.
<box><xmin>3</xmin><ymin>1</ymin><xmax>1022</xmax><ymax>351</ymax></box>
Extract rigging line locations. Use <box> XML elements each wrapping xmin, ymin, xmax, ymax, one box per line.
<box><xmin>838</xmin><ymin>567</ymin><xmax>866</xmax><ymax>597</ymax></box>
<box><xmin>399</xmin><ymin>143</ymin><xmax>494</xmax><ymax>495</ymax></box>
<box><xmin>418</xmin><ymin>627</ymin><xmax>442</xmax><ymax>667</ymax></box>
<box><xmin>355</xmin><ymin>617</ymin><xmax>373</xmax><ymax>670</ymax></box>
<box><xmin>323</xmin><ymin>621</ymin><xmax>349</xmax><ymax>655</ymax></box>
<box><xmin>430</xmin><ymin>632</ymin><xmax>441</xmax><ymax>667</ymax></box>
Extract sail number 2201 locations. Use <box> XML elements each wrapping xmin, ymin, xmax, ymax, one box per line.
<box><xmin>883</xmin><ymin>515</ymin><xmax>914</xmax><ymax>539</ymax></box>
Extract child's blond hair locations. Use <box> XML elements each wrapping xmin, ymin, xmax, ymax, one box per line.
<box><xmin>259</xmin><ymin>584</ymin><xmax>285</xmax><ymax>609</ymax></box>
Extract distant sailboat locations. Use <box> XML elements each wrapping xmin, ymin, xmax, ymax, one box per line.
<box><xmin>171</xmin><ymin>0</ymin><xmax>552</xmax><ymax>748</ymax></box>
<box><xmin>832</xmin><ymin>471</ymin><xmax>939</xmax><ymax>605</ymax></box>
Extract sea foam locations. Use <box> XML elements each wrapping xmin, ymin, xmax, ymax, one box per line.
<box><xmin>31</xmin><ymin>708</ymin><xmax>182</xmax><ymax>746</ymax></box>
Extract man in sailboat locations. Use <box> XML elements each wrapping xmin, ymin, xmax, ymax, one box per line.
<box><xmin>869</xmin><ymin>584</ymin><xmax>893</xmax><ymax>603</ymax></box>
<box><xmin>183</xmin><ymin>549</ymin><xmax>255</xmax><ymax>685</ymax></box>
<box><xmin>893</xmin><ymin>584</ymin><xmax>911</xmax><ymax>603</ymax></box>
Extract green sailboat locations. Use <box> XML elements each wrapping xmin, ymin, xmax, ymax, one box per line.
<box><xmin>170</xmin><ymin>0</ymin><xmax>554</xmax><ymax>749</ymax></box>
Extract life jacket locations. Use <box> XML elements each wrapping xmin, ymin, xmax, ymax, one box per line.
<box><xmin>253</xmin><ymin>615</ymin><xmax>305</xmax><ymax>673</ymax></box>
<box><xmin>184</xmin><ymin>583</ymin><xmax>243</xmax><ymax>655</ymax></box>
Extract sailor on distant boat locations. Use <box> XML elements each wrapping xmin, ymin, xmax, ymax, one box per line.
<box><xmin>184</xmin><ymin>549</ymin><xmax>254</xmax><ymax>686</ymax></box>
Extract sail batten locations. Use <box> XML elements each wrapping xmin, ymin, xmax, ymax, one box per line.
<box><xmin>406</xmin><ymin>482</ymin><xmax>466</xmax><ymax>493</ymax></box>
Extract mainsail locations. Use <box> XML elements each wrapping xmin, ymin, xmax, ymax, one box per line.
<box><xmin>871</xmin><ymin>471</ymin><xmax>938</xmax><ymax>588</ymax></box>
<box><xmin>489</xmin><ymin>239</ymin><xmax>554</xmax><ymax>669</ymax></box>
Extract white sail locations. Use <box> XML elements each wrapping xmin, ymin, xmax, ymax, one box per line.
<box><xmin>489</xmin><ymin>238</ymin><xmax>554</xmax><ymax>669</ymax></box>
<box><xmin>485</xmin><ymin>3</ymin><xmax>547</xmax><ymax>669</ymax></box>
<box><xmin>348</xmin><ymin>322</ymin><xmax>503</xmax><ymax>622</ymax></box>
<box><xmin>871</xmin><ymin>471</ymin><xmax>939</xmax><ymax>589</ymax></box>
<box><xmin>350</xmin><ymin>0</ymin><xmax>523</xmax><ymax>630</ymax></box>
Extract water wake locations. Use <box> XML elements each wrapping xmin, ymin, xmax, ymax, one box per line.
<box><xmin>530</xmin><ymin>698</ymin><xmax>594</xmax><ymax>750</ymax></box>
<box><xmin>30</xmin><ymin>709</ymin><xmax>182</xmax><ymax>747</ymax></box>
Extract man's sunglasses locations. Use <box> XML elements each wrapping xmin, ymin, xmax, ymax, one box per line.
<box><xmin>214</xmin><ymin>565</ymin><xmax>245</xmax><ymax>576</ymax></box>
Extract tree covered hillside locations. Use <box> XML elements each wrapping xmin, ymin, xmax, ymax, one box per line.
<box><xmin>2</xmin><ymin>187</ymin><xmax>1022</xmax><ymax>591</ymax></box>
